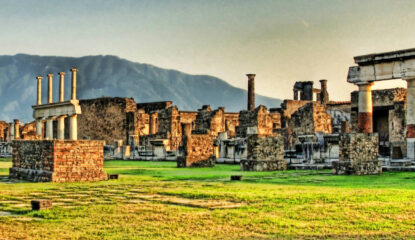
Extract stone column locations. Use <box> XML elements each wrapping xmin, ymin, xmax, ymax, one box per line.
<box><xmin>47</xmin><ymin>74</ymin><xmax>53</xmax><ymax>104</ymax></box>
<box><xmin>247</xmin><ymin>74</ymin><xmax>255</xmax><ymax>111</ymax></box>
<box><xmin>357</xmin><ymin>82</ymin><xmax>374</xmax><ymax>133</ymax></box>
<box><xmin>59</xmin><ymin>72</ymin><xmax>65</xmax><ymax>102</ymax></box>
<box><xmin>36</xmin><ymin>119</ymin><xmax>43</xmax><ymax>136</ymax></box>
<box><xmin>9</xmin><ymin>122</ymin><xmax>15</xmax><ymax>141</ymax></box>
<box><xmin>14</xmin><ymin>119</ymin><xmax>20</xmax><ymax>139</ymax></box>
<box><xmin>150</xmin><ymin>113</ymin><xmax>158</xmax><ymax>135</ymax></box>
<box><xmin>69</xmin><ymin>114</ymin><xmax>78</xmax><ymax>140</ymax></box>
<box><xmin>46</xmin><ymin>118</ymin><xmax>53</xmax><ymax>140</ymax></box>
<box><xmin>293</xmin><ymin>89</ymin><xmax>298</xmax><ymax>100</ymax></box>
<box><xmin>57</xmin><ymin>116</ymin><xmax>65</xmax><ymax>140</ymax></box>
<box><xmin>36</xmin><ymin>76</ymin><xmax>43</xmax><ymax>105</ymax></box>
<box><xmin>405</xmin><ymin>77</ymin><xmax>415</xmax><ymax>159</ymax></box>
<box><xmin>319</xmin><ymin>79</ymin><xmax>329</xmax><ymax>104</ymax></box>
<box><xmin>71</xmin><ymin>68</ymin><xmax>77</xmax><ymax>100</ymax></box>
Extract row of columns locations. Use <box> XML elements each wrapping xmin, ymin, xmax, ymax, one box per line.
<box><xmin>35</xmin><ymin>68</ymin><xmax>78</xmax><ymax>140</ymax></box>
<box><xmin>356</xmin><ymin>78</ymin><xmax>415</xmax><ymax>159</ymax></box>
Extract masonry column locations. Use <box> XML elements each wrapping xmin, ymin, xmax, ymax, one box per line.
<box><xmin>46</xmin><ymin>118</ymin><xmax>53</xmax><ymax>140</ymax></box>
<box><xmin>59</xmin><ymin>72</ymin><xmax>65</xmax><ymax>102</ymax></box>
<box><xmin>405</xmin><ymin>77</ymin><xmax>415</xmax><ymax>159</ymax></box>
<box><xmin>247</xmin><ymin>74</ymin><xmax>255</xmax><ymax>111</ymax></box>
<box><xmin>9</xmin><ymin>122</ymin><xmax>15</xmax><ymax>141</ymax></box>
<box><xmin>71</xmin><ymin>68</ymin><xmax>77</xmax><ymax>100</ymax></box>
<box><xmin>357</xmin><ymin>82</ymin><xmax>374</xmax><ymax>133</ymax></box>
<box><xmin>57</xmin><ymin>116</ymin><xmax>65</xmax><ymax>140</ymax></box>
<box><xmin>14</xmin><ymin>119</ymin><xmax>20</xmax><ymax>139</ymax></box>
<box><xmin>36</xmin><ymin>76</ymin><xmax>43</xmax><ymax>105</ymax></box>
<box><xmin>36</xmin><ymin>119</ymin><xmax>43</xmax><ymax>136</ymax></box>
<box><xmin>319</xmin><ymin>79</ymin><xmax>329</xmax><ymax>104</ymax></box>
<box><xmin>69</xmin><ymin>114</ymin><xmax>78</xmax><ymax>140</ymax></box>
<box><xmin>47</xmin><ymin>74</ymin><xmax>53</xmax><ymax>104</ymax></box>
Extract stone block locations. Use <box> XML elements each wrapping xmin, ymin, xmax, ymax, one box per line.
<box><xmin>31</xmin><ymin>199</ymin><xmax>52</xmax><ymax>210</ymax></box>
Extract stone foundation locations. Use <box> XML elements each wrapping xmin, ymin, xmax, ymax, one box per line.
<box><xmin>177</xmin><ymin>133</ymin><xmax>215</xmax><ymax>167</ymax></box>
<box><xmin>332</xmin><ymin>133</ymin><xmax>381</xmax><ymax>175</ymax></box>
<box><xmin>241</xmin><ymin>135</ymin><xmax>286</xmax><ymax>171</ymax></box>
<box><xmin>9</xmin><ymin>140</ymin><xmax>107</xmax><ymax>182</ymax></box>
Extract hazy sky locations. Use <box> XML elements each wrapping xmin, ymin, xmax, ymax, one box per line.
<box><xmin>0</xmin><ymin>0</ymin><xmax>413</xmax><ymax>101</ymax></box>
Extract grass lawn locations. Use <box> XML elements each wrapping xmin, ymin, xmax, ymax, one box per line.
<box><xmin>1</xmin><ymin>159</ymin><xmax>415</xmax><ymax>239</ymax></box>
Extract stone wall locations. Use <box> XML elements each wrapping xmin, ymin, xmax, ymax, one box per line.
<box><xmin>136</xmin><ymin>101</ymin><xmax>172</xmax><ymax>113</ymax></box>
<box><xmin>332</xmin><ymin>133</ymin><xmax>381</xmax><ymax>175</ymax></box>
<box><xmin>0</xmin><ymin>121</ymin><xmax>8</xmax><ymax>141</ymax></box>
<box><xmin>240</xmin><ymin>134</ymin><xmax>286</xmax><ymax>171</ymax></box>
<box><xmin>9</xmin><ymin>140</ymin><xmax>107</xmax><ymax>182</ymax></box>
<box><xmin>236</xmin><ymin>105</ymin><xmax>273</xmax><ymax>138</ymax></box>
<box><xmin>289</xmin><ymin>102</ymin><xmax>332</xmax><ymax>138</ymax></box>
<box><xmin>177</xmin><ymin>133</ymin><xmax>215</xmax><ymax>167</ymax></box>
<box><xmin>195</xmin><ymin>106</ymin><xmax>225</xmax><ymax>137</ymax></box>
<box><xmin>224</xmin><ymin>113</ymin><xmax>239</xmax><ymax>137</ymax></box>
<box><xmin>78</xmin><ymin>97</ymin><xmax>136</xmax><ymax>144</ymax></box>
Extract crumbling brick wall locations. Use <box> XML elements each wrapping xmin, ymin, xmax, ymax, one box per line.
<box><xmin>78</xmin><ymin>97</ymin><xmax>137</xmax><ymax>144</ymax></box>
<box><xmin>20</xmin><ymin>121</ymin><xmax>40</xmax><ymax>140</ymax></box>
<box><xmin>333</xmin><ymin>133</ymin><xmax>381</xmax><ymax>175</ymax></box>
<box><xmin>224</xmin><ymin>113</ymin><xmax>239</xmax><ymax>137</ymax></box>
<box><xmin>9</xmin><ymin>140</ymin><xmax>107</xmax><ymax>182</ymax></box>
<box><xmin>177</xmin><ymin>133</ymin><xmax>215</xmax><ymax>167</ymax></box>
<box><xmin>241</xmin><ymin>134</ymin><xmax>286</xmax><ymax>171</ymax></box>
<box><xmin>236</xmin><ymin>105</ymin><xmax>273</xmax><ymax>138</ymax></box>
<box><xmin>195</xmin><ymin>106</ymin><xmax>225</xmax><ymax>137</ymax></box>
<box><xmin>0</xmin><ymin>121</ymin><xmax>8</xmax><ymax>141</ymax></box>
<box><xmin>289</xmin><ymin>102</ymin><xmax>332</xmax><ymax>138</ymax></box>
<box><xmin>136</xmin><ymin>101</ymin><xmax>172</xmax><ymax>113</ymax></box>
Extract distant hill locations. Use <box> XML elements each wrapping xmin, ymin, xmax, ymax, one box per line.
<box><xmin>0</xmin><ymin>54</ymin><xmax>281</xmax><ymax>122</ymax></box>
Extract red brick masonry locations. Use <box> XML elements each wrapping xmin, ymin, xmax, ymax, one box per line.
<box><xmin>357</xmin><ymin>112</ymin><xmax>372</xmax><ymax>133</ymax></box>
<box><xmin>407</xmin><ymin>124</ymin><xmax>415</xmax><ymax>138</ymax></box>
<box><xmin>9</xmin><ymin>140</ymin><xmax>107</xmax><ymax>182</ymax></box>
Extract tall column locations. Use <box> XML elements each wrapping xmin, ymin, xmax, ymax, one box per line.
<box><xmin>357</xmin><ymin>82</ymin><xmax>374</xmax><ymax>133</ymax></box>
<box><xmin>9</xmin><ymin>122</ymin><xmax>15</xmax><ymax>141</ymax></box>
<box><xmin>247</xmin><ymin>74</ymin><xmax>255</xmax><ymax>111</ymax></box>
<box><xmin>47</xmin><ymin>74</ymin><xmax>53</xmax><ymax>104</ymax></box>
<box><xmin>57</xmin><ymin>116</ymin><xmax>65</xmax><ymax>140</ymax></box>
<box><xmin>71</xmin><ymin>68</ymin><xmax>77</xmax><ymax>100</ymax></box>
<box><xmin>69</xmin><ymin>114</ymin><xmax>78</xmax><ymax>140</ymax></box>
<box><xmin>36</xmin><ymin>119</ymin><xmax>43</xmax><ymax>136</ymax></box>
<box><xmin>46</xmin><ymin>118</ymin><xmax>53</xmax><ymax>140</ymax></box>
<box><xmin>405</xmin><ymin>77</ymin><xmax>415</xmax><ymax>159</ymax></box>
<box><xmin>36</xmin><ymin>76</ymin><xmax>43</xmax><ymax>105</ymax></box>
<box><xmin>319</xmin><ymin>79</ymin><xmax>329</xmax><ymax>104</ymax></box>
<box><xmin>59</xmin><ymin>72</ymin><xmax>65</xmax><ymax>102</ymax></box>
<box><xmin>14</xmin><ymin>119</ymin><xmax>20</xmax><ymax>140</ymax></box>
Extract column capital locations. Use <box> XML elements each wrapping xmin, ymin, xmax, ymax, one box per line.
<box><xmin>36</xmin><ymin>76</ymin><xmax>43</xmax><ymax>80</ymax></box>
<box><xmin>58</xmin><ymin>72</ymin><xmax>65</xmax><ymax>76</ymax></box>
<box><xmin>246</xmin><ymin>73</ymin><xmax>256</xmax><ymax>80</ymax></box>
<box><xmin>47</xmin><ymin>73</ymin><xmax>53</xmax><ymax>78</ymax></box>
<box><xmin>71</xmin><ymin>68</ymin><xmax>78</xmax><ymax>73</ymax></box>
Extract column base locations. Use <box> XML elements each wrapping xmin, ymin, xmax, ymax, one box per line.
<box><xmin>357</xmin><ymin>112</ymin><xmax>372</xmax><ymax>133</ymax></box>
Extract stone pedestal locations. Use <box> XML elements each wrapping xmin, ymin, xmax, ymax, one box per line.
<box><xmin>332</xmin><ymin>133</ymin><xmax>381</xmax><ymax>175</ymax></box>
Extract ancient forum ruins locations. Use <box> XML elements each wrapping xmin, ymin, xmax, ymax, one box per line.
<box><xmin>4</xmin><ymin>47</ymin><xmax>415</xmax><ymax>181</ymax></box>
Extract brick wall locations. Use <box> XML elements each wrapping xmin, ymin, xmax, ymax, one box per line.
<box><xmin>177</xmin><ymin>133</ymin><xmax>215</xmax><ymax>167</ymax></box>
<box><xmin>9</xmin><ymin>140</ymin><xmax>107</xmax><ymax>182</ymax></box>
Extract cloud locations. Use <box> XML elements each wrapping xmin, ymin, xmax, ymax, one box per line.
<box><xmin>301</xmin><ymin>19</ymin><xmax>311</xmax><ymax>28</ymax></box>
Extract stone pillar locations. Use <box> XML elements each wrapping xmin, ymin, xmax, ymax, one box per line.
<box><xmin>14</xmin><ymin>119</ymin><xmax>20</xmax><ymax>140</ymax></box>
<box><xmin>69</xmin><ymin>115</ymin><xmax>78</xmax><ymax>140</ymax></box>
<box><xmin>36</xmin><ymin>76</ymin><xmax>43</xmax><ymax>105</ymax></box>
<box><xmin>71</xmin><ymin>68</ymin><xmax>77</xmax><ymax>100</ymax></box>
<box><xmin>9</xmin><ymin>122</ymin><xmax>15</xmax><ymax>141</ymax></box>
<box><xmin>57</xmin><ymin>116</ymin><xmax>65</xmax><ymax>140</ymax></box>
<box><xmin>405</xmin><ymin>78</ymin><xmax>415</xmax><ymax>159</ymax></box>
<box><xmin>47</xmin><ymin>74</ymin><xmax>53</xmax><ymax>104</ymax></box>
<box><xmin>36</xmin><ymin>119</ymin><xmax>42</xmax><ymax>136</ymax></box>
<box><xmin>150</xmin><ymin>113</ymin><xmax>158</xmax><ymax>135</ymax></box>
<box><xmin>247</xmin><ymin>74</ymin><xmax>255</xmax><ymax>111</ymax></box>
<box><xmin>319</xmin><ymin>79</ymin><xmax>329</xmax><ymax>104</ymax></box>
<box><xmin>59</xmin><ymin>72</ymin><xmax>65</xmax><ymax>102</ymax></box>
<box><xmin>293</xmin><ymin>89</ymin><xmax>298</xmax><ymax>100</ymax></box>
<box><xmin>357</xmin><ymin>82</ymin><xmax>374</xmax><ymax>133</ymax></box>
<box><xmin>46</xmin><ymin>118</ymin><xmax>53</xmax><ymax>140</ymax></box>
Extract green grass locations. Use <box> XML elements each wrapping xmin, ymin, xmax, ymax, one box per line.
<box><xmin>1</xmin><ymin>159</ymin><xmax>415</xmax><ymax>239</ymax></box>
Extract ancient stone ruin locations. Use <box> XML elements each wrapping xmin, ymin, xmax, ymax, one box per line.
<box><xmin>9</xmin><ymin>69</ymin><xmax>107</xmax><ymax>182</ymax></box>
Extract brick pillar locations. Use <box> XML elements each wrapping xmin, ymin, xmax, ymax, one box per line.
<box><xmin>71</xmin><ymin>68</ymin><xmax>77</xmax><ymax>100</ymax></box>
<box><xmin>405</xmin><ymin>77</ymin><xmax>415</xmax><ymax>159</ymax></box>
<box><xmin>59</xmin><ymin>72</ymin><xmax>65</xmax><ymax>102</ymax></box>
<box><xmin>357</xmin><ymin>82</ymin><xmax>374</xmax><ymax>133</ymax></box>
<box><xmin>247</xmin><ymin>74</ymin><xmax>255</xmax><ymax>111</ymax></box>
<box><xmin>319</xmin><ymin>79</ymin><xmax>329</xmax><ymax>104</ymax></box>
<box><xmin>36</xmin><ymin>76</ymin><xmax>43</xmax><ymax>105</ymax></box>
<box><xmin>47</xmin><ymin>74</ymin><xmax>53</xmax><ymax>104</ymax></box>
<box><xmin>69</xmin><ymin>114</ymin><xmax>78</xmax><ymax>140</ymax></box>
<box><xmin>14</xmin><ymin>119</ymin><xmax>20</xmax><ymax>139</ymax></box>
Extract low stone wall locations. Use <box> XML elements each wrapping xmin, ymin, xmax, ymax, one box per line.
<box><xmin>177</xmin><ymin>134</ymin><xmax>215</xmax><ymax>167</ymax></box>
<box><xmin>241</xmin><ymin>135</ymin><xmax>286</xmax><ymax>171</ymax></box>
<box><xmin>332</xmin><ymin>133</ymin><xmax>381</xmax><ymax>175</ymax></box>
<box><xmin>9</xmin><ymin>140</ymin><xmax>107</xmax><ymax>182</ymax></box>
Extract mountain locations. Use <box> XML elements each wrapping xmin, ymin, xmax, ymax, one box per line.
<box><xmin>0</xmin><ymin>54</ymin><xmax>282</xmax><ymax>122</ymax></box>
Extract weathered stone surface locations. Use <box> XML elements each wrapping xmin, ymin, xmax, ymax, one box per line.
<box><xmin>236</xmin><ymin>105</ymin><xmax>274</xmax><ymax>138</ymax></box>
<box><xmin>332</xmin><ymin>133</ymin><xmax>381</xmax><ymax>175</ymax></box>
<box><xmin>241</xmin><ymin>135</ymin><xmax>286</xmax><ymax>171</ymax></box>
<box><xmin>9</xmin><ymin>140</ymin><xmax>107</xmax><ymax>182</ymax></box>
<box><xmin>177</xmin><ymin>134</ymin><xmax>215</xmax><ymax>168</ymax></box>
